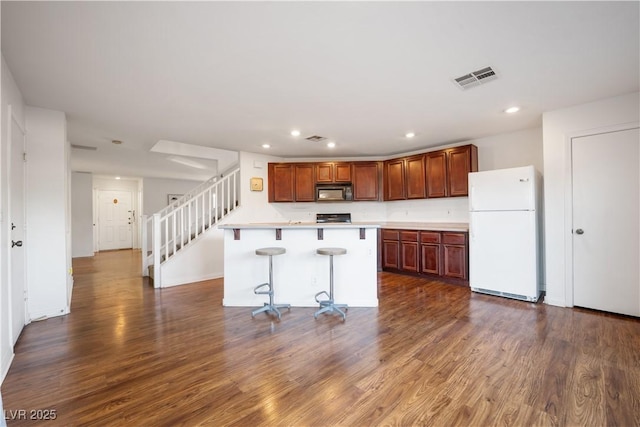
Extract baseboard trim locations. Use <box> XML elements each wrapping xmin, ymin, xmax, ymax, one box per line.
<box><xmin>161</xmin><ymin>272</ymin><xmax>223</xmax><ymax>288</ymax></box>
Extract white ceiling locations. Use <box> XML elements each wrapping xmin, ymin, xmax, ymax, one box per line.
<box><xmin>2</xmin><ymin>1</ymin><xmax>639</xmax><ymax>181</ymax></box>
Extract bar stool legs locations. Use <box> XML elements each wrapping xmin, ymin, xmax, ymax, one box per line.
<box><xmin>314</xmin><ymin>248</ymin><xmax>348</xmax><ymax>321</ymax></box>
<box><xmin>252</xmin><ymin>247</ymin><xmax>290</xmax><ymax>320</ymax></box>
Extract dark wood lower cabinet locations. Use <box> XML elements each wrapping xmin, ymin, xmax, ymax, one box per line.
<box><xmin>382</xmin><ymin>229</ymin><xmax>401</xmax><ymax>269</ymax></box>
<box><xmin>420</xmin><ymin>244</ymin><xmax>440</xmax><ymax>275</ymax></box>
<box><xmin>382</xmin><ymin>228</ymin><xmax>468</xmax><ymax>284</ymax></box>
<box><xmin>400</xmin><ymin>230</ymin><xmax>419</xmax><ymax>273</ymax></box>
<box><xmin>442</xmin><ymin>232</ymin><xmax>467</xmax><ymax>280</ymax></box>
<box><xmin>443</xmin><ymin>244</ymin><xmax>466</xmax><ymax>279</ymax></box>
<box><xmin>382</xmin><ymin>240</ymin><xmax>400</xmax><ymax>269</ymax></box>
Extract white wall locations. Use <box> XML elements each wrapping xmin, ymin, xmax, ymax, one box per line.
<box><xmin>71</xmin><ymin>172</ymin><xmax>93</xmax><ymax>257</ymax></box>
<box><xmin>93</xmin><ymin>177</ymin><xmax>140</xmax><ymax>192</ymax></box>
<box><xmin>1</xmin><ymin>55</ymin><xmax>25</xmax><ymax>382</ymax></box>
<box><xmin>161</xmin><ymin>230</ymin><xmax>225</xmax><ymax>287</ymax></box>
<box><xmin>542</xmin><ymin>91</ymin><xmax>640</xmax><ymax>307</ymax></box>
<box><xmin>25</xmin><ymin>106</ymin><xmax>69</xmax><ymax>320</ymax></box>
<box><xmin>141</xmin><ymin>175</ymin><xmax>201</xmax><ymax>250</ymax></box>
<box><xmin>142</xmin><ymin>177</ymin><xmax>201</xmax><ymax>216</ymax></box>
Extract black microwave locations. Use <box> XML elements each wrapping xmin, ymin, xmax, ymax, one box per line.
<box><xmin>316</xmin><ymin>184</ymin><xmax>353</xmax><ymax>201</ymax></box>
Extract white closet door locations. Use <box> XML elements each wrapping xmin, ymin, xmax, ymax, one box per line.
<box><xmin>572</xmin><ymin>127</ymin><xmax>639</xmax><ymax>316</ymax></box>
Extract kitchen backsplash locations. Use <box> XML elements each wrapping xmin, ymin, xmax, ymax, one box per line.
<box><xmin>247</xmin><ymin>197</ymin><xmax>470</xmax><ymax>224</ymax></box>
<box><xmin>384</xmin><ymin>197</ymin><xmax>470</xmax><ymax>223</ymax></box>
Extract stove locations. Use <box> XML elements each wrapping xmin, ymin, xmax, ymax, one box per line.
<box><xmin>316</xmin><ymin>213</ymin><xmax>352</xmax><ymax>224</ymax></box>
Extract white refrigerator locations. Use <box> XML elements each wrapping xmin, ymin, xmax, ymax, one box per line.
<box><xmin>468</xmin><ymin>165</ymin><xmax>541</xmax><ymax>302</ymax></box>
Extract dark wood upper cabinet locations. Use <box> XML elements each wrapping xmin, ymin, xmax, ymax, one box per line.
<box><xmin>425</xmin><ymin>151</ymin><xmax>448</xmax><ymax>198</ymax></box>
<box><xmin>268</xmin><ymin>163</ymin><xmax>314</xmax><ymax>202</ymax></box>
<box><xmin>405</xmin><ymin>154</ymin><xmax>426</xmax><ymax>199</ymax></box>
<box><xmin>384</xmin><ymin>159</ymin><xmax>406</xmax><ymax>201</ymax></box>
<box><xmin>268</xmin><ymin>163</ymin><xmax>295</xmax><ymax>202</ymax></box>
<box><xmin>447</xmin><ymin>145</ymin><xmax>478</xmax><ymax>197</ymax></box>
<box><xmin>425</xmin><ymin>144</ymin><xmax>478</xmax><ymax>198</ymax></box>
<box><xmin>267</xmin><ymin>144</ymin><xmax>475</xmax><ymax>203</ymax></box>
<box><xmin>294</xmin><ymin>164</ymin><xmax>315</xmax><ymax>202</ymax></box>
<box><xmin>385</xmin><ymin>147</ymin><xmax>472</xmax><ymax>201</ymax></box>
<box><xmin>315</xmin><ymin>163</ymin><xmax>333</xmax><ymax>183</ymax></box>
<box><xmin>334</xmin><ymin>163</ymin><xmax>352</xmax><ymax>182</ymax></box>
<box><xmin>315</xmin><ymin>162</ymin><xmax>352</xmax><ymax>183</ymax></box>
<box><xmin>352</xmin><ymin>162</ymin><xmax>380</xmax><ymax>201</ymax></box>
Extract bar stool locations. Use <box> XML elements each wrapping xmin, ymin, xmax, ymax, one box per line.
<box><xmin>252</xmin><ymin>247</ymin><xmax>290</xmax><ymax>319</ymax></box>
<box><xmin>314</xmin><ymin>247</ymin><xmax>348</xmax><ymax>321</ymax></box>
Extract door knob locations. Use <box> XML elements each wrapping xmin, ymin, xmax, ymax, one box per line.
<box><xmin>575</xmin><ymin>229</ymin><xmax>584</xmax><ymax>235</ymax></box>
<box><xmin>11</xmin><ymin>240</ymin><xmax>23</xmax><ymax>247</ymax></box>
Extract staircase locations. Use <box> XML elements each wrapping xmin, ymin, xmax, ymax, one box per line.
<box><xmin>142</xmin><ymin>167</ymin><xmax>240</xmax><ymax>288</ymax></box>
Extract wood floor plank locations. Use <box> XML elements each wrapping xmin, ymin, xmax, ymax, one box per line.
<box><xmin>1</xmin><ymin>250</ymin><xmax>639</xmax><ymax>426</ymax></box>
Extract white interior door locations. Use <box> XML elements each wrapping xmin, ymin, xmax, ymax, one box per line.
<box><xmin>572</xmin><ymin>127</ymin><xmax>640</xmax><ymax>317</ymax></box>
<box><xmin>9</xmin><ymin>112</ymin><xmax>27</xmax><ymax>343</ymax></box>
<box><xmin>98</xmin><ymin>190</ymin><xmax>133</xmax><ymax>251</ymax></box>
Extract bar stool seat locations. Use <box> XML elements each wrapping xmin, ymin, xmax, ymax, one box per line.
<box><xmin>256</xmin><ymin>247</ymin><xmax>286</xmax><ymax>257</ymax></box>
<box><xmin>314</xmin><ymin>247</ymin><xmax>348</xmax><ymax>321</ymax></box>
<box><xmin>316</xmin><ymin>247</ymin><xmax>347</xmax><ymax>257</ymax></box>
<box><xmin>252</xmin><ymin>247</ymin><xmax>290</xmax><ymax>319</ymax></box>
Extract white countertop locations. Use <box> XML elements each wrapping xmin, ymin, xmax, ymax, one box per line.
<box><xmin>380</xmin><ymin>222</ymin><xmax>469</xmax><ymax>232</ymax></box>
<box><xmin>219</xmin><ymin>221</ymin><xmax>468</xmax><ymax>232</ymax></box>
<box><xmin>219</xmin><ymin>221</ymin><xmax>381</xmax><ymax>229</ymax></box>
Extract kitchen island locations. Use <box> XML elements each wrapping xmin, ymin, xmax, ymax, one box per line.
<box><xmin>219</xmin><ymin>222</ymin><xmax>380</xmax><ymax>307</ymax></box>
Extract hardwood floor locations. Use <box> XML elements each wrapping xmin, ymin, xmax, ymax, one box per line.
<box><xmin>2</xmin><ymin>250</ymin><xmax>639</xmax><ymax>426</ymax></box>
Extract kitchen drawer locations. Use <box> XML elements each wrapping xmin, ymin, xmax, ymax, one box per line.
<box><xmin>442</xmin><ymin>232</ymin><xmax>466</xmax><ymax>245</ymax></box>
<box><xmin>382</xmin><ymin>229</ymin><xmax>400</xmax><ymax>241</ymax></box>
<box><xmin>420</xmin><ymin>231</ymin><xmax>441</xmax><ymax>244</ymax></box>
<box><xmin>400</xmin><ymin>231</ymin><xmax>419</xmax><ymax>242</ymax></box>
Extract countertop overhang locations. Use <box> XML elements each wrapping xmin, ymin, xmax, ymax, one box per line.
<box><xmin>219</xmin><ymin>221</ymin><xmax>468</xmax><ymax>232</ymax></box>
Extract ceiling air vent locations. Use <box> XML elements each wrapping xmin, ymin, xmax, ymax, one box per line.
<box><xmin>453</xmin><ymin>66</ymin><xmax>497</xmax><ymax>90</ymax></box>
<box><xmin>305</xmin><ymin>135</ymin><xmax>327</xmax><ymax>142</ymax></box>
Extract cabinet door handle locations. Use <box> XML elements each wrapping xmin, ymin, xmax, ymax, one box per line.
<box><xmin>575</xmin><ymin>229</ymin><xmax>584</xmax><ymax>235</ymax></box>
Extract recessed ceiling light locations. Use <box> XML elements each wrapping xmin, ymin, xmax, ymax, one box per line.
<box><xmin>115</xmin><ymin>176</ymin><xmax>121</xmax><ymax>180</ymax></box>
<box><xmin>290</xmin><ymin>130</ymin><xmax>301</xmax><ymax>137</ymax></box>
<box><xmin>505</xmin><ymin>106</ymin><xmax>520</xmax><ymax>114</ymax></box>
<box><xmin>111</xmin><ymin>139</ymin><xmax>123</xmax><ymax>145</ymax></box>
<box><xmin>327</xmin><ymin>142</ymin><xmax>336</xmax><ymax>148</ymax></box>
<box><xmin>405</xmin><ymin>132</ymin><xmax>415</xmax><ymax>138</ymax></box>
<box><xmin>262</xmin><ymin>144</ymin><xmax>271</xmax><ymax>148</ymax></box>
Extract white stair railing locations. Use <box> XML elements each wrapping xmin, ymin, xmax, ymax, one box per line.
<box><xmin>142</xmin><ymin>167</ymin><xmax>240</xmax><ymax>287</ymax></box>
